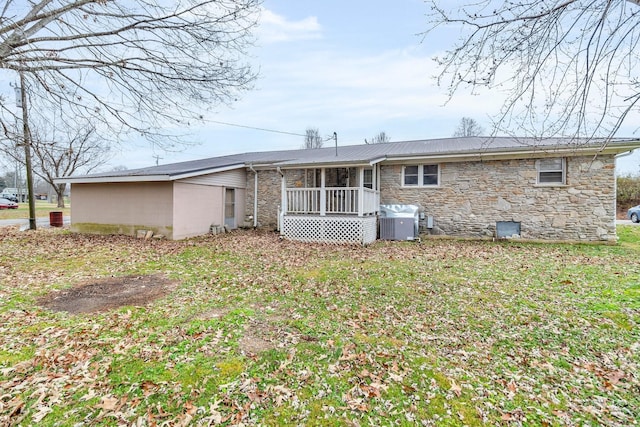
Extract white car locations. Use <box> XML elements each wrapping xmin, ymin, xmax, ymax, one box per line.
<box><xmin>0</xmin><ymin>198</ymin><xmax>19</xmax><ymax>209</ymax></box>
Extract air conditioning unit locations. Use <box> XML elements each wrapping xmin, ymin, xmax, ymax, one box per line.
<box><xmin>379</xmin><ymin>217</ymin><xmax>416</xmax><ymax>240</ymax></box>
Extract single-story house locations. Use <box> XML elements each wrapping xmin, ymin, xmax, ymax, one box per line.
<box><xmin>56</xmin><ymin>136</ymin><xmax>640</xmax><ymax>244</ymax></box>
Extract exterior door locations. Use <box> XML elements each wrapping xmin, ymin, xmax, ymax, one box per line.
<box><xmin>224</xmin><ymin>188</ymin><xmax>235</xmax><ymax>228</ymax></box>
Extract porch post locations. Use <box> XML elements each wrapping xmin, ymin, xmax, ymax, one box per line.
<box><xmin>373</xmin><ymin>164</ymin><xmax>380</xmax><ymax>208</ymax></box>
<box><xmin>372</xmin><ymin>164</ymin><xmax>377</xmax><ymax>191</ymax></box>
<box><xmin>320</xmin><ymin>168</ymin><xmax>326</xmax><ymax>216</ymax></box>
<box><xmin>358</xmin><ymin>167</ymin><xmax>364</xmax><ymax>217</ymax></box>
<box><xmin>280</xmin><ymin>169</ymin><xmax>287</xmax><ymax>215</ymax></box>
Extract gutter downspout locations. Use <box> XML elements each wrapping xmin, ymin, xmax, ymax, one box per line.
<box><xmin>615</xmin><ymin>149</ymin><xmax>635</xmax><ymax>161</ymax></box>
<box><xmin>249</xmin><ymin>164</ymin><xmax>258</xmax><ymax>228</ymax></box>
<box><xmin>277</xmin><ymin>167</ymin><xmax>285</xmax><ymax>233</ymax></box>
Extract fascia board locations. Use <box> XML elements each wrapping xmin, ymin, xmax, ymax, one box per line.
<box><xmin>384</xmin><ymin>144</ymin><xmax>640</xmax><ymax>164</ymax></box>
<box><xmin>170</xmin><ymin>163</ymin><xmax>246</xmax><ymax>180</ymax></box>
<box><xmin>276</xmin><ymin>161</ymin><xmax>373</xmax><ymax>169</ymax></box>
<box><xmin>54</xmin><ymin>175</ymin><xmax>171</xmax><ymax>184</ymax></box>
<box><xmin>274</xmin><ymin>157</ymin><xmax>388</xmax><ymax>169</ymax></box>
<box><xmin>55</xmin><ymin>163</ymin><xmax>246</xmax><ymax>185</ymax></box>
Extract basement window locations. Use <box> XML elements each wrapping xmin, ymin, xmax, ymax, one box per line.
<box><xmin>537</xmin><ymin>158</ymin><xmax>566</xmax><ymax>185</ymax></box>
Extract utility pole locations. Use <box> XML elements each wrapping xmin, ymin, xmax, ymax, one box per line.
<box><xmin>18</xmin><ymin>72</ymin><xmax>37</xmax><ymax>230</ymax></box>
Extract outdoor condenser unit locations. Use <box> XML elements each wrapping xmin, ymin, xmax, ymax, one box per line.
<box><xmin>379</xmin><ymin>204</ymin><xmax>420</xmax><ymax>240</ymax></box>
<box><xmin>379</xmin><ymin>217</ymin><xmax>416</xmax><ymax>240</ymax></box>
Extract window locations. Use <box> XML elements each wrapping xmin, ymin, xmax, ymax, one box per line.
<box><xmin>537</xmin><ymin>158</ymin><xmax>565</xmax><ymax>184</ymax></box>
<box><xmin>423</xmin><ymin>165</ymin><xmax>438</xmax><ymax>185</ymax></box>
<box><xmin>225</xmin><ymin>188</ymin><xmax>235</xmax><ymax>228</ymax></box>
<box><xmin>363</xmin><ymin>169</ymin><xmax>373</xmax><ymax>189</ymax></box>
<box><xmin>403</xmin><ymin>166</ymin><xmax>419</xmax><ymax>186</ymax></box>
<box><xmin>403</xmin><ymin>164</ymin><xmax>439</xmax><ymax>187</ymax></box>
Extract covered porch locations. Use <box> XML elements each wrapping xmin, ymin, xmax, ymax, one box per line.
<box><xmin>279</xmin><ymin>165</ymin><xmax>380</xmax><ymax>244</ymax></box>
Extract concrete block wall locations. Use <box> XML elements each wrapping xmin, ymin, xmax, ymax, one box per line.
<box><xmin>379</xmin><ymin>155</ymin><xmax>617</xmax><ymax>242</ymax></box>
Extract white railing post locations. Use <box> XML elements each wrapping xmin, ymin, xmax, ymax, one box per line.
<box><xmin>320</xmin><ymin>169</ymin><xmax>326</xmax><ymax>216</ymax></box>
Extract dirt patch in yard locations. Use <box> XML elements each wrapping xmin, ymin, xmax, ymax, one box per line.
<box><xmin>39</xmin><ymin>274</ymin><xmax>179</xmax><ymax>314</ymax></box>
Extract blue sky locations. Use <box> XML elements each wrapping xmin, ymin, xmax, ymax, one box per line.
<box><xmin>3</xmin><ymin>1</ymin><xmax>639</xmax><ymax>175</ymax></box>
<box><xmin>111</xmin><ymin>0</ymin><xmax>524</xmax><ymax>168</ymax></box>
<box><xmin>119</xmin><ymin>0</ymin><xmax>638</xmax><ymax>174</ymax></box>
<box><xmin>120</xmin><ymin>0</ymin><xmax>467</xmax><ymax>168</ymax></box>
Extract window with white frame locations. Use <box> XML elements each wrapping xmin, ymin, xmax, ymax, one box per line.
<box><xmin>363</xmin><ymin>169</ymin><xmax>373</xmax><ymax>189</ymax></box>
<box><xmin>537</xmin><ymin>158</ymin><xmax>566</xmax><ymax>184</ymax></box>
<box><xmin>403</xmin><ymin>164</ymin><xmax>439</xmax><ymax>187</ymax></box>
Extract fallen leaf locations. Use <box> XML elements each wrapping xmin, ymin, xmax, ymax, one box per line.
<box><xmin>97</xmin><ymin>396</ymin><xmax>119</xmax><ymax>411</ymax></box>
<box><xmin>32</xmin><ymin>405</ymin><xmax>52</xmax><ymax>423</ymax></box>
<box><xmin>501</xmin><ymin>412</ymin><xmax>513</xmax><ymax>421</ymax></box>
<box><xmin>450</xmin><ymin>379</ymin><xmax>462</xmax><ymax>397</ymax></box>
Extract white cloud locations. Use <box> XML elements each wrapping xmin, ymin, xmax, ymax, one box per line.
<box><xmin>237</xmin><ymin>46</ymin><xmax>504</xmax><ymax>135</ymax></box>
<box><xmin>256</xmin><ymin>9</ymin><xmax>322</xmax><ymax>44</ymax></box>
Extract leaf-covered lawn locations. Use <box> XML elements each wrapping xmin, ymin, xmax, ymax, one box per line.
<box><xmin>1</xmin><ymin>226</ymin><xmax>638</xmax><ymax>426</ymax></box>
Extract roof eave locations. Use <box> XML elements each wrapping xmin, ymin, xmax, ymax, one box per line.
<box><xmin>54</xmin><ymin>174</ymin><xmax>172</xmax><ymax>184</ymax></box>
<box><xmin>169</xmin><ymin>163</ymin><xmax>245</xmax><ymax>180</ymax></box>
<box><xmin>55</xmin><ymin>163</ymin><xmax>246</xmax><ymax>184</ymax></box>
<box><xmin>384</xmin><ymin>143</ymin><xmax>640</xmax><ymax>164</ymax></box>
<box><xmin>276</xmin><ymin>160</ymin><xmax>377</xmax><ymax>169</ymax></box>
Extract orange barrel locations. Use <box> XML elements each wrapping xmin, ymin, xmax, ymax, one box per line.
<box><xmin>49</xmin><ymin>211</ymin><xmax>63</xmax><ymax>227</ymax></box>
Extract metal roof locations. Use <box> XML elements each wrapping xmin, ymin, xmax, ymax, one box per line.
<box><xmin>57</xmin><ymin>136</ymin><xmax>640</xmax><ymax>183</ymax></box>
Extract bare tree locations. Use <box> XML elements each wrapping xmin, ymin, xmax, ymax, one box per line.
<box><xmin>366</xmin><ymin>131</ymin><xmax>391</xmax><ymax>144</ymax></box>
<box><xmin>304</xmin><ymin>128</ymin><xmax>324</xmax><ymax>149</ymax></box>
<box><xmin>424</xmin><ymin>1</ymin><xmax>640</xmax><ymax>141</ymax></box>
<box><xmin>0</xmin><ymin>0</ymin><xmax>260</xmax><ymax>147</ymax></box>
<box><xmin>453</xmin><ymin>117</ymin><xmax>485</xmax><ymax>137</ymax></box>
<box><xmin>2</xmin><ymin>117</ymin><xmax>110</xmax><ymax>208</ymax></box>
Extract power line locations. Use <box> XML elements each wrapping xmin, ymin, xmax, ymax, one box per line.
<box><xmin>203</xmin><ymin>118</ymin><xmax>307</xmax><ymax>137</ymax></box>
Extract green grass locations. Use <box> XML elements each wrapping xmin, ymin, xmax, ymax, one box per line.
<box><xmin>0</xmin><ymin>226</ymin><xmax>638</xmax><ymax>426</ymax></box>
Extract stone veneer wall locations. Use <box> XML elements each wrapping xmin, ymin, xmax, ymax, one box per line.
<box><xmin>245</xmin><ymin>169</ymin><xmax>307</xmax><ymax>229</ymax></box>
<box><xmin>380</xmin><ymin>155</ymin><xmax>617</xmax><ymax>242</ymax></box>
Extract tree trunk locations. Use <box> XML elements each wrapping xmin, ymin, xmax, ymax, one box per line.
<box><xmin>56</xmin><ymin>184</ymin><xmax>66</xmax><ymax>208</ymax></box>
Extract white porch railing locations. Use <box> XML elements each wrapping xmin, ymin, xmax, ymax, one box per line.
<box><xmin>287</xmin><ymin>188</ymin><xmax>321</xmax><ymax>214</ymax></box>
<box><xmin>286</xmin><ymin>187</ymin><xmax>379</xmax><ymax>216</ymax></box>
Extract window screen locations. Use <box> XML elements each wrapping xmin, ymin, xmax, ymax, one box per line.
<box><xmin>423</xmin><ymin>165</ymin><xmax>439</xmax><ymax>185</ymax></box>
<box><xmin>404</xmin><ymin>166</ymin><xmax>419</xmax><ymax>186</ymax></box>
<box><xmin>538</xmin><ymin>158</ymin><xmax>565</xmax><ymax>184</ymax></box>
<box><xmin>363</xmin><ymin>169</ymin><xmax>373</xmax><ymax>189</ymax></box>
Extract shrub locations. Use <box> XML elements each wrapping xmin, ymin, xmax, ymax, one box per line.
<box><xmin>617</xmin><ymin>175</ymin><xmax>640</xmax><ymax>207</ymax></box>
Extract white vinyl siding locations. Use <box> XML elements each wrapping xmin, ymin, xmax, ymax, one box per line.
<box><xmin>180</xmin><ymin>169</ymin><xmax>246</xmax><ymax>188</ymax></box>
